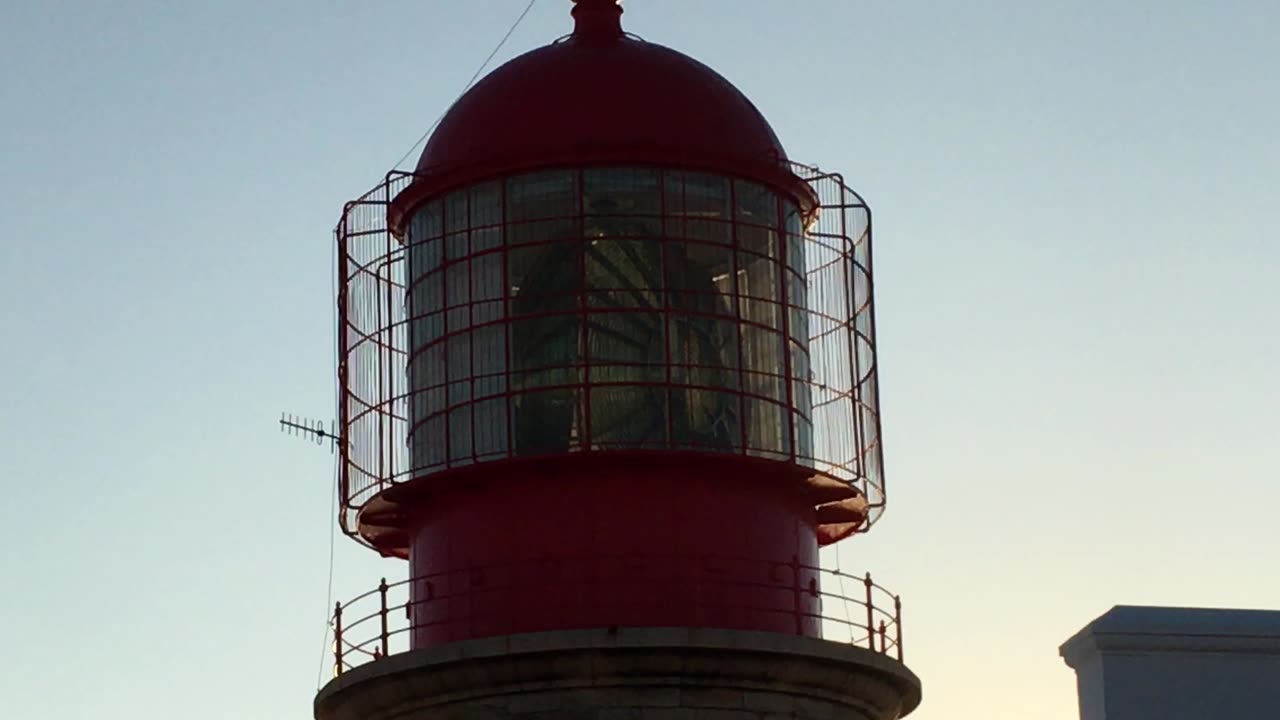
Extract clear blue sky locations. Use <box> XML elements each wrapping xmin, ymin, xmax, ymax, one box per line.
<box><xmin>1</xmin><ymin>1</ymin><xmax>1276</xmax><ymax>718</ymax></box>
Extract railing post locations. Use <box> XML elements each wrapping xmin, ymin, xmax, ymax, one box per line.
<box><xmin>378</xmin><ymin>577</ymin><xmax>390</xmax><ymax>658</ymax></box>
<box><xmin>894</xmin><ymin>595</ymin><xmax>903</xmax><ymax>661</ymax></box>
<box><xmin>879</xmin><ymin>620</ymin><xmax>888</xmax><ymax>654</ymax></box>
<box><xmin>863</xmin><ymin>573</ymin><xmax>875</xmax><ymax>650</ymax></box>
<box><xmin>333</xmin><ymin>601</ymin><xmax>344</xmax><ymax>677</ymax></box>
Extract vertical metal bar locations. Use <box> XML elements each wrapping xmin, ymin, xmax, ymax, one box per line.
<box><xmin>501</xmin><ymin>180</ymin><xmax>514</xmax><ymax>460</ymax></box>
<box><xmin>379</xmin><ymin>577</ymin><xmax>390</xmax><ymax>657</ymax></box>
<box><xmin>837</xmin><ymin>178</ymin><xmax>863</xmax><ymax>487</ymax></box>
<box><xmin>862</xmin><ymin>195</ymin><xmax>884</xmax><ymax>509</ymax></box>
<box><xmin>374</xmin><ymin>221</ymin><xmax>385</xmax><ymax>489</ymax></box>
<box><xmin>658</xmin><ymin>170</ymin><xmax>674</xmax><ymax>446</ymax></box>
<box><xmin>729</xmin><ymin>180</ymin><xmax>749</xmax><ymax>454</ymax></box>
<box><xmin>382</xmin><ymin>180</ymin><xmax>394</xmax><ymax>489</ymax></box>
<box><xmin>677</xmin><ymin>171</ymin><xmax>692</xmax><ymax>431</ymax></box>
<box><xmin>442</xmin><ymin>196</ymin><xmax>452</xmax><ymax>466</ymax></box>
<box><xmin>336</xmin><ymin>215</ymin><xmax>351</xmax><ymax>527</ymax></box>
<box><xmin>333</xmin><ymin>601</ymin><xmax>344</xmax><ymax>676</ymax></box>
<box><xmin>879</xmin><ymin>620</ymin><xmax>888</xmax><ymax>654</ymax></box>
<box><xmin>775</xmin><ymin>192</ymin><xmax>796</xmax><ymax>462</ymax></box>
<box><xmin>578</xmin><ymin>169</ymin><xmax>591</xmax><ymax>449</ymax></box>
<box><xmin>467</xmin><ymin>188</ymin><xmax>477</xmax><ymax>463</ymax></box>
<box><xmin>894</xmin><ymin>595</ymin><xmax>903</xmax><ymax>661</ymax></box>
<box><xmin>863</xmin><ymin>572</ymin><xmax>875</xmax><ymax>650</ymax></box>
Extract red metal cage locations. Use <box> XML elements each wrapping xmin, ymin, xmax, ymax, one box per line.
<box><xmin>336</xmin><ymin>163</ymin><xmax>884</xmax><ymax>545</ymax></box>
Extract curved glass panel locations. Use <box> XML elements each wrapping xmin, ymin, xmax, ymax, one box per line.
<box><xmin>405</xmin><ymin>167</ymin><xmax>810</xmax><ymax>475</ymax></box>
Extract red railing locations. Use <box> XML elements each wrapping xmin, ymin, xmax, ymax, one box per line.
<box><xmin>329</xmin><ymin>555</ymin><xmax>902</xmax><ymax>677</ymax></box>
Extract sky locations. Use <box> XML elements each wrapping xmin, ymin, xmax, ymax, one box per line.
<box><xmin>1</xmin><ymin>1</ymin><xmax>1277</xmax><ymax>718</ymax></box>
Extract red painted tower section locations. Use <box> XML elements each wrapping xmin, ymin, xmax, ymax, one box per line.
<box><xmin>401</xmin><ymin>455</ymin><xmax>821</xmax><ymax>645</ymax></box>
<box><xmin>335</xmin><ymin>0</ymin><xmax>886</xmax><ymax>655</ymax></box>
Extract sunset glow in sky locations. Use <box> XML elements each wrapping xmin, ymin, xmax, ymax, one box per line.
<box><xmin>1</xmin><ymin>2</ymin><xmax>1277</xmax><ymax>718</ymax></box>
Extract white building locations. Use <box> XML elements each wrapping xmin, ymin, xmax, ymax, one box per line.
<box><xmin>1061</xmin><ymin>605</ymin><xmax>1280</xmax><ymax>720</ymax></box>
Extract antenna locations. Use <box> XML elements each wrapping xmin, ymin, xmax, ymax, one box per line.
<box><xmin>280</xmin><ymin>413</ymin><xmax>343</xmax><ymax>453</ymax></box>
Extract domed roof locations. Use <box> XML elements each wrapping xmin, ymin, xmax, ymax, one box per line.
<box><xmin>389</xmin><ymin>0</ymin><xmax>811</xmax><ymax>232</ymax></box>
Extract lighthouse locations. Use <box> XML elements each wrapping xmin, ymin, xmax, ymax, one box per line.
<box><xmin>321</xmin><ymin>1</ymin><xmax>920</xmax><ymax>717</ymax></box>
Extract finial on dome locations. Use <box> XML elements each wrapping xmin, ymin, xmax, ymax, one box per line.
<box><xmin>571</xmin><ymin>0</ymin><xmax>624</xmax><ymax>40</ymax></box>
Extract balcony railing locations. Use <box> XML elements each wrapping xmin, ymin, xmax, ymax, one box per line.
<box><xmin>330</xmin><ymin>554</ymin><xmax>902</xmax><ymax>676</ymax></box>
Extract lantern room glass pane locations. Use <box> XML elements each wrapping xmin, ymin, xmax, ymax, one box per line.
<box><xmin>586</xmin><ymin>239</ymin><xmax>661</xmax><ymax>309</ymax></box>
<box><xmin>746</xmin><ymin>398</ymin><xmax>790</xmax><ymax>459</ymax></box>
<box><xmin>667</xmin><ymin>241</ymin><xmax>734</xmax><ymax>316</ymax></box>
<box><xmin>406</xmin><ymin>166</ymin><xmax>814</xmax><ymax>474</ymax></box>
<box><xmin>585</xmin><ymin>167</ymin><xmax>662</xmax><ymax>237</ymax></box>
<box><xmin>507</xmin><ymin>170</ymin><xmax>578</xmax><ymax>246</ymax></box>
<box><xmin>588</xmin><ymin>312</ymin><xmax>664</xmax><ymax>372</ymax></box>
<box><xmin>591</xmin><ymin>387</ymin><xmax>668</xmax><ymax>449</ymax></box>
<box><xmin>664</xmin><ymin>170</ymin><xmax>731</xmax><ymax>244</ymax></box>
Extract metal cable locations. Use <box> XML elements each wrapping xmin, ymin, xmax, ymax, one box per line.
<box><xmin>317</xmin><ymin>229</ymin><xmax>340</xmax><ymax>689</ymax></box>
<box><xmin>317</xmin><ymin>0</ymin><xmax>540</xmax><ymax>688</ymax></box>
<box><xmin>389</xmin><ymin>0</ymin><xmax>540</xmax><ymax>170</ymax></box>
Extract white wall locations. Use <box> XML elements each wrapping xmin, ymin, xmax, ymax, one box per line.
<box><xmin>1061</xmin><ymin>606</ymin><xmax>1280</xmax><ymax>720</ymax></box>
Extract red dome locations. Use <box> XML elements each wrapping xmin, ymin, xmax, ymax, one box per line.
<box><xmin>389</xmin><ymin>0</ymin><xmax>812</xmax><ymax>232</ymax></box>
